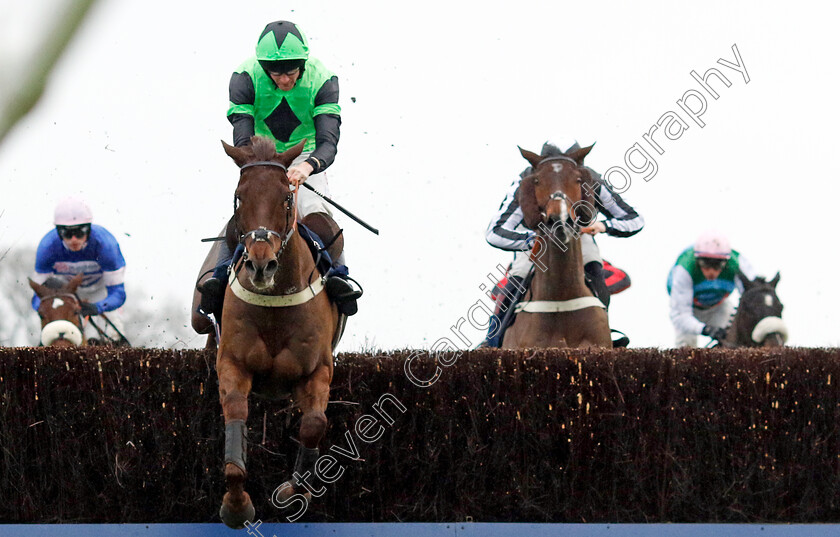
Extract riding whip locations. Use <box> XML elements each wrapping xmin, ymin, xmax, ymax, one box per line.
<box><xmin>201</xmin><ymin>184</ymin><xmax>379</xmax><ymax>242</ymax></box>
<box><xmin>299</xmin><ymin>183</ymin><xmax>379</xmax><ymax>235</ymax></box>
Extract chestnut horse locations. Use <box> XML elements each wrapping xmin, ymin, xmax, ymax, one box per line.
<box><xmin>501</xmin><ymin>145</ymin><xmax>612</xmax><ymax>349</ymax></box>
<box><xmin>216</xmin><ymin>136</ymin><xmax>341</xmax><ymax>528</ymax></box>
<box><xmin>28</xmin><ymin>274</ymin><xmax>85</xmax><ymax>347</ymax></box>
<box><xmin>726</xmin><ymin>272</ymin><xmax>787</xmax><ymax>347</ymax></box>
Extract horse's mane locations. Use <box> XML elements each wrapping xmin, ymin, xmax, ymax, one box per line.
<box><xmin>250</xmin><ymin>136</ymin><xmax>278</xmax><ymax>162</ymax></box>
<box><xmin>43</xmin><ymin>277</ymin><xmax>67</xmax><ymax>290</ymax></box>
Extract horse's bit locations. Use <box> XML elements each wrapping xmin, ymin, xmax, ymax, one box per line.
<box><xmin>235</xmin><ymin>161</ymin><xmax>296</xmax><ymax>260</ymax></box>
<box><xmin>535</xmin><ymin>155</ymin><xmax>581</xmax><ymax>231</ymax></box>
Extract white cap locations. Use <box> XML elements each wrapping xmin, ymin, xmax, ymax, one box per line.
<box><xmin>54</xmin><ymin>197</ymin><xmax>93</xmax><ymax>226</ymax></box>
<box><xmin>694</xmin><ymin>230</ymin><xmax>731</xmax><ymax>259</ymax></box>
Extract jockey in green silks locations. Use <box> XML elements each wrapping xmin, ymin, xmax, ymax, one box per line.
<box><xmin>199</xmin><ymin>21</ymin><xmax>361</xmax><ymax>319</ymax></box>
<box><xmin>667</xmin><ymin>230</ymin><xmax>757</xmax><ymax>347</ymax></box>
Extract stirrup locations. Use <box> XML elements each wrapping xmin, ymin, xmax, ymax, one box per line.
<box><xmin>198</xmin><ymin>277</ymin><xmax>225</xmax><ymax>317</ymax></box>
<box><xmin>611</xmin><ymin>329</ymin><xmax>629</xmax><ymax>348</ymax></box>
<box><xmin>326</xmin><ymin>275</ymin><xmax>362</xmax><ymax>316</ymax></box>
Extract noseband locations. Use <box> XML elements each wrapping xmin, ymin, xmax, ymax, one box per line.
<box><xmin>535</xmin><ymin>156</ymin><xmax>581</xmax><ymax>231</ymax></box>
<box><xmin>236</xmin><ymin>161</ymin><xmax>296</xmax><ymax>259</ymax></box>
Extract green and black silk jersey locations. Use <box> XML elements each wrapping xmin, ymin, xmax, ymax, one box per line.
<box><xmin>227</xmin><ymin>57</ymin><xmax>341</xmax><ymax>174</ymax></box>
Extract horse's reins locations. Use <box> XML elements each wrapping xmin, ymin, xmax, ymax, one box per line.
<box><xmin>532</xmin><ymin>155</ymin><xmax>583</xmax><ymax>232</ymax></box>
<box><xmin>39</xmin><ymin>292</ymin><xmax>129</xmax><ymax>346</ymax></box>
<box><xmin>38</xmin><ymin>292</ymin><xmax>85</xmax><ymax>330</ymax></box>
<box><xmin>236</xmin><ymin>161</ymin><xmax>297</xmax><ymax>262</ymax></box>
<box><xmin>227</xmin><ymin>160</ymin><xmax>326</xmax><ymax>308</ymax></box>
<box><xmin>516</xmin><ymin>155</ymin><xmax>603</xmax><ymax>314</ymax></box>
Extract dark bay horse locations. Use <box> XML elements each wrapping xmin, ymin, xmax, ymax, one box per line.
<box><xmin>726</xmin><ymin>272</ymin><xmax>787</xmax><ymax>347</ymax></box>
<box><xmin>28</xmin><ymin>274</ymin><xmax>85</xmax><ymax>347</ymax></box>
<box><xmin>216</xmin><ymin>136</ymin><xmax>341</xmax><ymax>528</ymax></box>
<box><xmin>502</xmin><ymin>145</ymin><xmax>612</xmax><ymax>349</ymax></box>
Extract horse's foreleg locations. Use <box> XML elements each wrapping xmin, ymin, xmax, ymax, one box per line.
<box><xmin>275</xmin><ymin>363</ymin><xmax>332</xmax><ymax>504</ymax></box>
<box><xmin>217</xmin><ymin>358</ymin><xmax>255</xmax><ymax>529</ymax></box>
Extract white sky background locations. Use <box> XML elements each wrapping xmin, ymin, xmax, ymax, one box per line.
<box><xmin>1</xmin><ymin>0</ymin><xmax>839</xmax><ymax>350</ymax></box>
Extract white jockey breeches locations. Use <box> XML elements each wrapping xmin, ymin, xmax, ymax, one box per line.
<box><xmin>674</xmin><ymin>297</ymin><xmax>737</xmax><ymax>348</ymax></box>
<box><xmin>294</xmin><ymin>153</ymin><xmax>333</xmax><ymax>220</ymax></box>
<box><xmin>510</xmin><ymin>233</ymin><xmax>601</xmax><ymax>279</ymax></box>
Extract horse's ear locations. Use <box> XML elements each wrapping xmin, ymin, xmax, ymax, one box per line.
<box><xmin>737</xmin><ymin>269</ymin><xmax>753</xmax><ymax>290</ymax></box>
<box><xmin>222</xmin><ymin>140</ymin><xmax>251</xmax><ymax>168</ymax></box>
<box><xmin>518</xmin><ymin>147</ymin><xmax>543</xmax><ymax>169</ymax></box>
<box><xmin>28</xmin><ymin>278</ymin><xmax>46</xmax><ymax>297</ymax></box>
<box><xmin>770</xmin><ymin>272</ymin><xmax>780</xmax><ymax>288</ymax></box>
<box><xmin>278</xmin><ymin>140</ymin><xmax>306</xmax><ymax>168</ymax></box>
<box><xmin>568</xmin><ymin>143</ymin><xmax>595</xmax><ymax>165</ymax></box>
<box><xmin>67</xmin><ymin>273</ymin><xmax>84</xmax><ymax>292</ymax></box>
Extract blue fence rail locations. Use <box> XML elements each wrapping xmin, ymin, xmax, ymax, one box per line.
<box><xmin>2</xmin><ymin>524</ymin><xmax>840</xmax><ymax>537</ymax></box>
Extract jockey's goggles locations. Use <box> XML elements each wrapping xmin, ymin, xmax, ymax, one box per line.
<box><xmin>268</xmin><ymin>67</ymin><xmax>300</xmax><ymax>78</ymax></box>
<box><xmin>696</xmin><ymin>257</ymin><xmax>726</xmax><ymax>270</ymax></box>
<box><xmin>57</xmin><ymin>224</ymin><xmax>90</xmax><ymax>239</ymax></box>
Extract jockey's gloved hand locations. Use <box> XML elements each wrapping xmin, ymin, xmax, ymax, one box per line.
<box><xmin>80</xmin><ymin>302</ymin><xmax>100</xmax><ymax>317</ymax></box>
<box><xmin>701</xmin><ymin>325</ymin><xmax>727</xmax><ymax>342</ymax></box>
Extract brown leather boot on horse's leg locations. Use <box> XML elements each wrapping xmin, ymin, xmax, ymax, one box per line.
<box><xmin>275</xmin><ymin>364</ymin><xmax>331</xmax><ymax>501</ymax></box>
<box><xmin>217</xmin><ymin>373</ymin><xmax>255</xmax><ymax>529</ymax></box>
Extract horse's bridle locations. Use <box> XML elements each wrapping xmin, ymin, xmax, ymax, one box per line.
<box><xmin>533</xmin><ymin>155</ymin><xmax>582</xmax><ymax>232</ymax></box>
<box><xmin>38</xmin><ymin>292</ymin><xmax>83</xmax><ymax>327</ymax></box>
<box><xmin>235</xmin><ymin>161</ymin><xmax>297</xmax><ymax>260</ymax></box>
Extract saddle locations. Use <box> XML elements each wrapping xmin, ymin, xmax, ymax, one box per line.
<box><xmin>491</xmin><ymin>259</ymin><xmax>631</xmax><ymax>303</ymax></box>
<box><xmin>602</xmin><ymin>260</ymin><xmax>631</xmax><ymax>295</ymax></box>
<box><xmin>486</xmin><ymin>260</ymin><xmax>631</xmax><ymax>348</ymax></box>
<box><xmin>297</xmin><ymin>224</ymin><xmax>345</xmax><ymax>277</ymax></box>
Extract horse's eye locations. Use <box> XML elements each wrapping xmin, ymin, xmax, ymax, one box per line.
<box><xmin>234</xmin><ymin>196</ymin><xmax>241</xmax><ymax>211</ymax></box>
<box><xmin>533</xmin><ymin>178</ymin><xmax>539</xmax><ymax>185</ymax></box>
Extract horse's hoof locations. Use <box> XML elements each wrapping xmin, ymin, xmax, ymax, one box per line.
<box><xmin>219</xmin><ymin>493</ymin><xmax>255</xmax><ymax>529</ymax></box>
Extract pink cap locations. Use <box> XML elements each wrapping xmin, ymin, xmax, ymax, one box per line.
<box><xmin>694</xmin><ymin>230</ymin><xmax>731</xmax><ymax>259</ymax></box>
<box><xmin>54</xmin><ymin>197</ymin><xmax>93</xmax><ymax>226</ymax></box>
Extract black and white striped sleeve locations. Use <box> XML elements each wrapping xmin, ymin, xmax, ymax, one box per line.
<box><xmin>591</xmin><ymin>176</ymin><xmax>645</xmax><ymax>238</ymax></box>
<box><xmin>485</xmin><ymin>176</ymin><xmax>535</xmax><ymax>251</ymax></box>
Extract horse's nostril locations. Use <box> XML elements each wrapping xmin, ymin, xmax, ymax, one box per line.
<box><xmin>244</xmin><ymin>260</ymin><xmax>256</xmax><ymax>273</ymax></box>
<box><xmin>265</xmin><ymin>259</ymin><xmax>279</xmax><ymax>275</ymax></box>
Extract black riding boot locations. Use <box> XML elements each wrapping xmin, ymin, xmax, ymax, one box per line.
<box><xmin>585</xmin><ymin>262</ymin><xmax>628</xmax><ymax>347</ymax></box>
<box><xmin>197</xmin><ymin>241</ymin><xmax>233</xmax><ymax>319</ymax></box>
<box><xmin>326</xmin><ymin>274</ymin><xmax>362</xmax><ymax>316</ymax></box>
<box><xmin>584</xmin><ymin>261</ymin><xmax>610</xmax><ymax>309</ymax></box>
<box><xmin>479</xmin><ymin>275</ymin><xmax>525</xmax><ymax>348</ymax></box>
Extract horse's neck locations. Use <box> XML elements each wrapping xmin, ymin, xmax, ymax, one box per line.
<box><xmin>530</xmin><ymin>236</ymin><xmax>589</xmax><ymax>300</ymax></box>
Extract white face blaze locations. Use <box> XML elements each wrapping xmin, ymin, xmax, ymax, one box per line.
<box><xmin>551</xmin><ymin>162</ymin><xmax>564</xmax><ymax>174</ymax></box>
<box><xmin>764</xmin><ymin>294</ymin><xmax>773</xmax><ymax>307</ymax></box>
<box><xmin>52</xmin><ymin>297</ymin><xmax>65</xmax><ymax>309</ymax></box>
